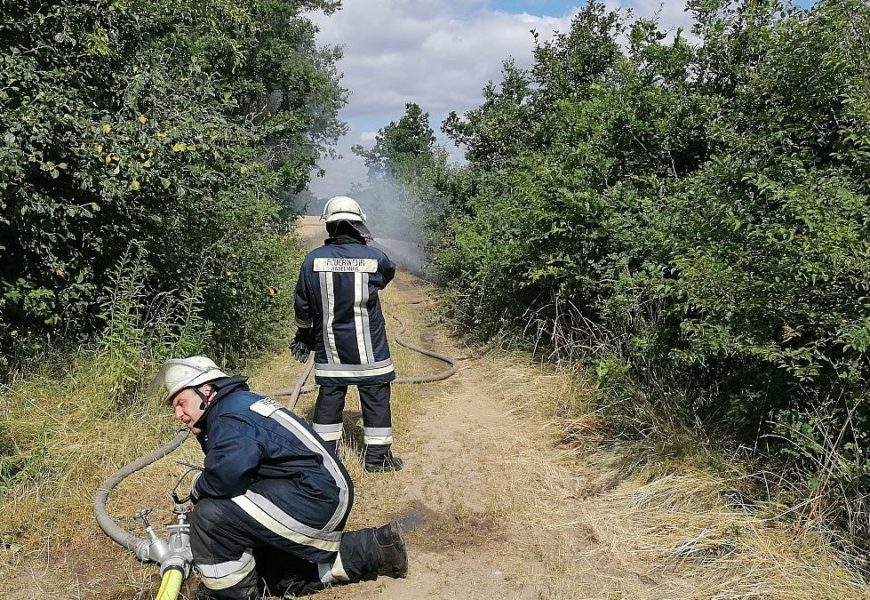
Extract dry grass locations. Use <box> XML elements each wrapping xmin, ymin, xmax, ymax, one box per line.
<box><xmin>476</xmin><ymin>351</ymin><xmax>870</xmax><ymax>600</ymax></box>
<box><xmin>4</xmin><ymin>271</ymin><xmax>867</xmax><ymax>599</ymax></box>
<box><xmin>604</xmin><ymin>469</ymin><xmax>869</xmax><ymax>599</ymax></box>
<box><xmin>0</xmin><ymin>353</ymin><xmax>182</xmax><ymax>597</ymax></box>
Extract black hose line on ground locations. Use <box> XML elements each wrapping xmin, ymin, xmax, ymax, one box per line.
<box><xmin>268</xmin><ymin>312</ymin><xmax>460</xmax><ymax>405</ymax></box>
<box><xmin>94</xmin><ymin>429</ymin><xmax>189</xmax><ymax>553</ymax></box>
<box><xmin>94</xmin><ymin>303</ymin><xmax>459</xmax><ymax>558</ymax></box>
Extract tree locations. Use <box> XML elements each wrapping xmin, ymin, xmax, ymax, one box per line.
<box><xmin>0</xmin><ymin>0</ymin><xmax>347</xmax><ymax>370</ymax></box>
<box><xmin>352</xmin><ymin>102</ymin><xmax>435</xmax><ymax>180</ymax></box>
<box><xmin>442</xmin><ymin>60</ymin><xmax>535</xmax><ymax>171</ymax></box>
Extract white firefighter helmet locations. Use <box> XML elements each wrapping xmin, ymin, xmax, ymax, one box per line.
<box><xmin>322</xmin><ymin>195</ymin><xmax>367</xmax><ymax>223</ymax></box>
<box><xmin>155</xmin><ymin>356</ymin><xmax>230</xmax><ymax>404</ymax></box>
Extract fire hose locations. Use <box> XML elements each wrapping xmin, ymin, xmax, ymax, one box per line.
<box><xmin>93</xmin><ymin>429</ymin><xmax>193</xmax><ymax>597</ymax></box>
<box><xmin>267</xmin><ymin>311</ymin><xmax>460</xmax><ymax>408</ymax></box>
<box><xmin>93</xmin><ymin>304</ymin><xmax>459</xmax><ymax>598</ymax></box>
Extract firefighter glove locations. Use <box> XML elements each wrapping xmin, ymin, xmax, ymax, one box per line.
<box><xmin>290</xmin><ymin>328</ymin><xmax>314</xmax><ymax>363</ymax></box>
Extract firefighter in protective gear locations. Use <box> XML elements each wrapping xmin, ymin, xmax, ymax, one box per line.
<box><xmin>155</xmin><ymin>356</ymin><xmax>408</xmax><ymax>600</ymax></box>
<box><xmin>291</xmin><ymin>195</ymin><xmax>403</xmax><ymax>472</ymax></box>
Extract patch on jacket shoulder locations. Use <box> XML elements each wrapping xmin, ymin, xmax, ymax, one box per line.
<box><xmin>249</xmin><ymin>397</ymin><xmax>282</xmax><ymax>417</ymax></box>
<box><xmin>313</xmin><ymin>257</ymin><xmax>377</xmax><ymax>273</ymax></box>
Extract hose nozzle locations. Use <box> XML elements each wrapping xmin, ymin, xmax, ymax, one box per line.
<box><xmin>131</xmin><ymin>506</ymin><xmax>191</xmax><ymax>577</ymax></box>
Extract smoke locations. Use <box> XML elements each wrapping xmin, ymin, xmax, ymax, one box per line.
<box><xmin>353</xmin><ymin>177</ymin><xmax>429</xmax><ymax>276</ymax></box>
<box><xmin>306</xmin><ymin>145</ymin><xmax>454</xmax><ymax>277</ymax></box>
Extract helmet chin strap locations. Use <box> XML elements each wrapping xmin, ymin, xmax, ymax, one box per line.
<box><xmin>193</xmin><ymin>386</ymin><xmax>212</xmax><ymax>410</ymax></box>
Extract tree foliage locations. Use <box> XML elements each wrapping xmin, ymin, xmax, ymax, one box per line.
<box><xmin>352</xmin><ymin>102</ymin><xmax>436</xmax><ymax>181</ymax></box>
<box><xmin>0</xmin><ymin>0</ymin><xmax>346</xmax><ymax>370</ymax></box>
<box><xmin>387</xmin><ymin>0</ymin><xmax>870</xmax><ymax>537</ymax></box>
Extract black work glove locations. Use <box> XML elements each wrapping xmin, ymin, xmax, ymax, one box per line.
<box><xmin>289</xmin><ymin>328</ymin><xmax>314</xmax><ymax>363</ymax></box>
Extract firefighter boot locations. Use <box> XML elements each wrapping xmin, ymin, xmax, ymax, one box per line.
<box><xmin>364</xmin><ymin>445</ymin><xmax>403</xmax><ymax>473</ymax></box>
<box><xmin>337</xmin><ymin>521</ymin><xmax>408</xmax><ymax>581</ymax></box>
<box><xmin>373</xmin><ymin>520</ymin><xmax>408</xmax><ymax>578</ymax></box>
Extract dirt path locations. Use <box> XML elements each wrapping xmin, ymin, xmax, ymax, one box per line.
<box><xmin>303</xmin><ymin>282</ymin><xmax>696</xmax><ymax>600</ymax></box>
<box><xmin>293</xmin><ymin>217</ymin><xmax>697</xmax><ymax>599</ymax></box>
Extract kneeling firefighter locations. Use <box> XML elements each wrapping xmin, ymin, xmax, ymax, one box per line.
<box><xmin>155</xmin><ymin>356</ymin><xmax>408</xmax><ymax>599</ymax></box>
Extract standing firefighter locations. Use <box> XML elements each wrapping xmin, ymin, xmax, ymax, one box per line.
<box><xmin>155</xmin><ymin>356</ymin><xmax>408</xmax><ymax>600</ymax></box>
<box><xmin>290</xmin><ymin>195</ymin><xmax>403</xmax><ymax>472</ymax></box>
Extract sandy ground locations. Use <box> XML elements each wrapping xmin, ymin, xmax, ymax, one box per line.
<box><xmin>293</xmin><ymin>217</ymin><xmax>697</xmax><ymax>599</ymax></box>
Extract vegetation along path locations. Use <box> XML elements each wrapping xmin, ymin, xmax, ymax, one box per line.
<box><xmin>2</xmin><ymin>218</ymin><xmax>867</xmax><ymax>599</ymax></box>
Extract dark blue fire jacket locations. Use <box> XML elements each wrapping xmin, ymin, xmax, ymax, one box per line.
<box><xmin>294</xmin><ymin>233</ymin><xmax>397</xmax><ymax>386</ymax></box>
<box><xmin>193</xmin><ymin>378</ymin><xmax>354</xmax><ymax>551</ymax></box>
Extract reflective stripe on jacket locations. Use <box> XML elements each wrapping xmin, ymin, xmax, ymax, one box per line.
<box><xmin>194</xmin><ymin>381</ymin><xmax>353</xmax><ymax>535</ymax></box>
<box><xmin>294</xmin><ymin>233</ymin><xmax>397</xmax><ymax>386</ymax></box>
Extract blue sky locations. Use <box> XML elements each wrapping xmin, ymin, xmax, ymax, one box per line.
<box><xmin>489</xmin><ymin>0</ymin><xmax>579</xmax><ymax>14</ymax></box>
<box><xmin>490</xmin><ymin>0</ymin><xmax>815</xmax><ymax>15</ymax></box>
<box><xmin>309</xmin><ymin>0</ymin><xmax>818</xmax><ymax>197</ymax></box>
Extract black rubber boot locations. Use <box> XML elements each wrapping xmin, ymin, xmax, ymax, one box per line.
<box><xmin>337</xmin><ymin>521</ymin><xmax>408</xmax><ymax>581</ymax></box>
<box><xmin>364</xmin><ymin>445</ymin><xmax>403</xmax><ymax>473</ymax></box>
<box><xmin>374</xmin><ymin>521</ymin><xmax>408</xmax><ymax>578</ymax></box>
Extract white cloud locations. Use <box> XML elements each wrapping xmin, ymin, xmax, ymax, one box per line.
<box><xmin>312</xmin><ymin>1</ymin><xmax>573</xmax><ymax>117</ymax></box>
<box><xmin>307</xmin><ymin>1</ymin><xmax>697</xmax><ymax>197</ymax></box>
<box><xmin>307</xmin><ymin>1</ymin><xmax>579</xmax><ymax>197</ymax></box>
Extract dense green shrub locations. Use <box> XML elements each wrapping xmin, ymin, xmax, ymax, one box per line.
<box><xmin>0</xmin><ymin>0</ymin><xmax>344</xmax><ymax>371</ymax></box>
<box><xmin>388</xmin><ymin>0</ymin><xmax>870</xmax><ymax>537</ymax></box>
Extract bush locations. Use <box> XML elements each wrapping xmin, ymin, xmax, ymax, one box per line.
<box><xmin>0</xmin><ymin>0</ymin><xmax>344</xmax><ymax>372</ymax></box>
<box><xmin>411</xmin><ymin>0</ymin><xmax>870</xmax><ymax>539</ymax></box>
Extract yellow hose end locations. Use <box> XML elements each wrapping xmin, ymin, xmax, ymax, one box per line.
<box><xmin>155</xmin><ymin>567</ymin><xmax>184</xmax><ymax>600</ymax></box>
